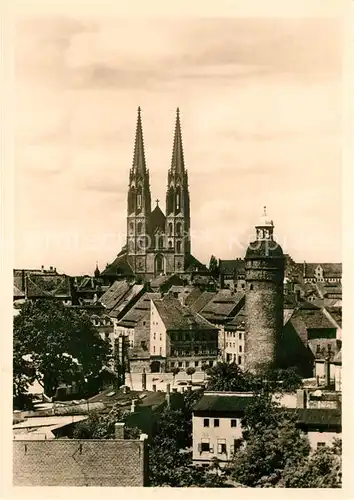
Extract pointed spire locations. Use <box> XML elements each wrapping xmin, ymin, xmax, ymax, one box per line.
<box><xmin>132</xmin><ymin>106</ymin><xmax>147</xmax><ymax>174</ymax></box>
<box><xmin>171</xmin><ymin>107</ymin><xmax>185</xmax><ymax>173</ymax></box>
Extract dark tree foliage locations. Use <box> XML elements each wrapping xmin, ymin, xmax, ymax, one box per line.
<box><xmin>13</xmin><ymin>300</ymin><xmax>111</xmax><ymax>400</ymax></box>
<box><xmin>206</xmin><ymin>362</ymin><xmax>303</xmax><ymax>394</ymax></box>
<box><xmin>72</xmin><ymin>404</ymin><xmax>141</xmax><ymax>440</ymax></box>
<box><xmin>209</xmin><ymin>255</ymin><xmax>219</xmax><ymax>276</ymax></box>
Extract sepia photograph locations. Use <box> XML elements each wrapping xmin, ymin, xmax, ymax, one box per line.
<box><xmin>6</xmin><ymin>0</ymin><xmax>347</xmax><ymax>490</ymax></box>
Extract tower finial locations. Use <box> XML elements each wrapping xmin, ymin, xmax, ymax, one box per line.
<box><xmin>263</xmin><ymin>206</ymin><xmax>267</xmax><ymax>216</ymax></box>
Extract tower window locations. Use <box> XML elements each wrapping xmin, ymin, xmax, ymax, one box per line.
<box><xmin>176</xmin><ymin>241</ymin><xmax>181</xmax><ymax>253</ymax></box>
<box><xmin>137</xmin><ymin>193</ymin><xmax>142</xmax><ymax>209</ymax></box>
<box><xmin>176</xmin><ymin>222</ymin><xmax>182</xmax><ymax>236</ymax></box>
<box><xmin>137</xmin><ymin>222</ymin><xmax>143</xmax><ymax>234</ymax></box>
<box><xmin>176</xmin><ymin>193</ymin><xmax>180</xmax><ymax>211</ymax></box>
<box><xmin>250</xmin><ymin>284</ymin><xmax>254</xmax><ymax>291</ymax></box>
<box><xmin>168</xmin><ymin>223</ymin><xmax>173</xmax><ymax>236</ymax></box>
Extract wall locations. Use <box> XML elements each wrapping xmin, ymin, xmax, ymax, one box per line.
<box><xmin>150</xmin><ymin>301</ymin><xmax>167</xmax><ymax>357</ymax></box>
<box><xmin>192</xmin><ymin>415</ymin><xmax>242</xmax><ymax>465</ymax></box>
<box><xmin>224</xmin><ymin>328</ymin><xmax>245</xmax><ymax>366</ymax></box>
<box><xmin>13</xmin><ymin>438</ymin><xmax>148</xmax><ymax>486</ymax></box>
<box><xmin>307</xmin><ymin>431</ymin><xmax>341</xmax><ymax>450</ymax></box>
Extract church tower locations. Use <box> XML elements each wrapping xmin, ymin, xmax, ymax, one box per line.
<box><xmin>244</xmin><ymin>208</ymin><xmax>285</xmax><ymax>374</ymax></box>
<box><xmin>126</xmin><ymin>107</ymin><xmax>152</xmax><ymax>275</ymax></box>
<box><xmin>165</xmin><ymin>108</ymin><xmax>191</xmax><ymax>273</ymax></box>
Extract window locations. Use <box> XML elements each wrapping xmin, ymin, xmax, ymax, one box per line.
<box><xmin>238</xmin><ymin>356</ymin><xmax>242</xmax><ymax>365</ymax></box>
<box><xmin>176</xmin><ymin>222</ymin><xmax>182</xmax><ymax>236</ymax></box>
<box><xmin>203</xmin><ymin>419</ymin><xmax>209</xmax><ymax>427</ymax></box>
<box><xmin>214</xmin><ymin>419</ymin><xmax>220</xmax><ymax>427</ymax></box>
<box><xmin>160</xmin><ymin>334</ymin><xmax>162</xmax><ymax>341</ymax></box>
<box><xmin>137</xmin><ymin>222</ymin><xmax>143</xmax><ymax>234</ymax></box>
<box><xmin>160</xmin><ymin>347</ymin><xmax>162</xmax><ymax>355</ymax></box>
<box><xmin>239</xmin><ymin>345</ymin><xmax>242</xmax><ymax>353</ymax></box>
<box><xmin>143</xmin><ymin>321</ymin><xmax>146</xmax><ymax>326</ymax></box>
<box><xmin>217</xmin><ymin>440</ymin><xmax>227</xmax><ymax>454</ymax></box>
<box><xmin>170</xmin><ymin>362</ymin><xmax>175</xmax><ymax>368</ymax></box>
<box><xmin>185</xmin><ymin>361</ymin><xmax>189</xmax><ymax>368</ymax></box>
<box><xmin>176</xmin><ymin>240</ymin><xmax>181</xmax><ymax>253</ymax></box>
<box><xmin>250</xmin><ymin>284</ymin><xmax>254</xmax><ymax>291</ymax></box>
<box><xmin>200</xmin><ymin>441</ymin><xmax>210</xmax><ymax>452</ymax></box>
<box><xmin>153</xmin><ymin>333</ymin><xmax>156</xmax><ymax>340</ymax></box>
<box><xmin>153</xmin><ymin>346</ymin><xmax>155</xmax><ymax>353</ymax></box>
<box><xmin>195</xmin><ymin>360</ymin><xmax>199</xmax><ymax>367</ymax></box>
<box><xmin>239</xmin><ymin>332</ymin><xmax>242</xmax><ymax>340</ymax></box>
<box><xmin>233</xmin><ymin>342</ymin><xmax>235</xmax><ymax>348</ymax></box>
<box><xmin>137</xmin><ymin>193</ymin><xmax>142</xmax><ymax>209</ymax></box>
<box><xmin>168</xmin><ymin>223</ymin><xmax>173</xmax><ymax>236</ymax></box>
<box><xmin>231</xmin><ymin>419</ymin><xmax>237</xmax><ymax>428</ymax></box>
<box><xmin>178</xmin><ymin>361</ymin><xmax>182</xmax><ymax>367</ymax></box>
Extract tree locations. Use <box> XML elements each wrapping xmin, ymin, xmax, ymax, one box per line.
<box><xmin>73</xmin><ymin>404</ymin><xmax>141</xmax><ymax>440</ymax></box>
<box><xmin>172</xmin><ymin>366</ymin><xmax>180</xmax><ymax>384</ymax></box>
<box><xmin>186</xmin><ymin>367</ymin><xmax>196</xmax><ymax>382</ymax></box>
<box><xmin>279</xmin><ymin>439</ymin><xmax>342</xmax><ymax>488</ymax></box>
<box><xmin>201</xmin><ymin>363</ymin><xmax>209</xmax><ymax>381</ymax></box>
<box><xmin>206</xmin><ymin>361</ymin><xmax>255</xmax><ymax>392</ymax></box>
<box><xmin>13</xmin><ymin>300</ymin><xmax>111</xmax><ymax>400</ymax></box>
<box><xmin>209</xmin><ymin>255</ymin><xmax>219</xmax><ymax>276</ymax></box>
<box><xmin>230</xmin><ymin>394</ymin><xmax>311</xmax><ymax>487</ymax></box>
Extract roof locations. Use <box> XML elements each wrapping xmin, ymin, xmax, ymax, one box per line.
<box><xmin>189</xmin><ymin>291</ymin><xmax>217</xmax><ymax>314</ymax></box>
<box><xmin>225</xmin><ymin>308</ymin><xmax>246</xmax><ymax>331</ymax></box>
<box><xmin>291</xmin><ymin>408</ymin><xmax>341</xmax><ymax>427</ymax></box>
<box><xmin>219</xmin><ymin>259</ymin><xmax>245</xmax><ymax>275</ymax></box>
<box><xmin>101</xmin><ymin>252</ymin><xmax>134</xmax><ymax>277</ymax></box>
<box><xmin>184</xmin><ymin>287</ymin><xmax>203</xmax><ymax>306</ymax></box>
<box><xmin>13</xmin><ymin>285</ymin><xmax>25</xmax><ymax>298</ymax></box>
<box><xmin>110</xmin><ymin>284</ymin><xmax>145</xmax><ymax>319</ymax></box>
<box><xmin>13</xmin><ymin>272</ymin><xmax>71</xmax><ymax>299</ymax></box>
<box><xmin>184</xmin><ymin>253</ymin><xmax>208</xmax><ymax>273</ymax></box>
<box><xmin>193</xmin><ymin>393</ymin><xmax>254</xmax><ymax>413</ymax></box>
<box><xmin>99</xmin><ymin>280</ymin><xmax>132</xmax><ymax>310</ymax></box>
<box><xmin>88</xmin><ymin>388</ymin><xmax>166</xmax><ymax>410</ymax></box>
<box><xmin>245</xmin><ymin>240</ymin><xmax>284</xmax><ymax>259</ymax></box>
<box><xmin>303</xmin><ymin>263</ymin><xmax>342</xmax><ymax>278</ymax></box>
<box><xmin>150</xmin><ymin>275</ymin><xmax>171</xmax><ymax>289</ymax></box>
<box><xmin>148</xmin><ymin>204</ymin><xmax>166</xmax><ymax>235</ymax></box>
<box><xmin>152</xmin><ymin>295</ymin><xmax>217</xmax><ymax>332</ymax></box>
<box><xmin>116</xmin><ymin>292</ymin><xmax>160</xmax><ymax>328</ymax></box>
<box><xmin>199</xmin><ymin>290</ymin><xmax>245</xmax><ymax>323</ymax></box>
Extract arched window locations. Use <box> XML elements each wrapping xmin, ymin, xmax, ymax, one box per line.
<box><xmin>176</xmin><ymin>241</ymin><xmax>181</xmax><ymax>253</ymax></box>
<box><xmin>168</xmin><ymin>240</ymin><xmax>173</xmax><ymax>249</ymax></box>
<box><xmin>129</xmin><ymin>222</ymin><xmax>134</xmax><ymax>234</ymax></box>
<box><xmin>176</xmin><ymin>222</ymin><xmax>182</xmax><ymax>236</ymax></box>
<box><xmin>137</xmin><ymin>222</ymin><xmax>143</xmax><ymax>234</ymax></box>
<box><xmin>137</xmin><ymin>188</ymin><xmax>142</xmax><ymax>209</ymax></box>
<box><xmin>168</xmin><ymin>223</ymin><xmax>173</xmax><ymax>236</ymax></box>
<box><xmin>158</xmin><ymin>235</ymin><xmax>164</xmax><ymax>249</ymax></box>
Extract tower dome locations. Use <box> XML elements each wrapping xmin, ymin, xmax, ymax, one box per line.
<box><xmin>246</xmin><ymin>206</ymin><xmax>283</xmax><ymax>259</ymax></box>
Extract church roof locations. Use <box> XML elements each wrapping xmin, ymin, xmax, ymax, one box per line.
<box><xmin>101</xmin><ymin>252</ymin><xmax>134</xmax><ymax>277</ymax></box>
<box><xmin>148</xmin><ymin>204</ymin><xmax>166</xmax><ymax>235</ymax></box>
<box><xmin>184</xmin><ymin>253</ymin><xmax>208</xmax><ymax>273</ymax></box>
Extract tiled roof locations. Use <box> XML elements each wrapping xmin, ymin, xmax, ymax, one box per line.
<box><xmin>291</xmin><ymin>408</ymin><xmax>341</xmax><ymax>427</ymax></box>
<box><xmin>150</xmin><ymin>275</ymin><xmax>171</xmax><ymax>288</ymax></box>
<box><xmin>99</xmin><ymin>280</ymin><xmax>132</xmax><ymax>310</ymax></box>
<box><xmin>184</xmin><ymin>288</ymin><xmax>203</xmax><ymax>307</ymax></box>
<box><xmin>147</xmin><ymin>205</ymin><xmax>166</xmax><ymax>236</ymax></box>
<box><xmin>303</xmin><ymin>263</ymin><xmax>342</xmax><ymax>278</ymax></box>
<box><xmin>101</xmin><ymin>252</ymin><xmax>134</xmax><ymax>277</ymax></box>
<box><xmin>308</xmin><ymin>338</ymin><xmax>340</xmax><ymax>361</ymax></box>
<box><xmin>152</xmin><ymin>295</ymin><xmax>217</xmax><ymax>332</ymax></box>
<box><xmin>189</xmin><ymin>291</ymin><xmax>216</xmax><ymax>314</ymax></box>
<box><xmin>13</xmin><ymin>272</ymin><xmax>71</xmax><ymax>299</ymax></box>
<box><xmin>199</xmin><ymin>290</ymin><xmax>245</xmax><ymax>322</ymax></box>
<box><xmin>219</xmin><ymin>259</ymin><xmax>245</xmax><ymax>275</ymax></box>
<box><xmin>110</xmin><ymin>284</ymin><xmax>145</xmax><ymax>319</ymax></box>
<box><xmin>225</xmin><ymin>308</ymin><xmax>246</xmax><ymax>331</ymax></box>
<box><xmin>325</xmin><ymin>307</ymin><xmax>342</xmax><ymax>328</ymax></box>
<box><xmin>184</xmin><ymin>254</ymin><xmax>208</xmax><ymax>273</ymax></box>
<box><xmin>116</xmin><ymin>292</ymin><xmax>160</xmax><ymax>328</ymax></box>
<box><xmin>193</xmin><ymin>393</ymin><xmax>254</xmax><ymax>413</ymax></box>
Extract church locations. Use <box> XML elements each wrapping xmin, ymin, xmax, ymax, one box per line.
<box><xmin>101</xmin><ymin>107</ymin><xmax>206</xmax><ymax>281</ymax></box>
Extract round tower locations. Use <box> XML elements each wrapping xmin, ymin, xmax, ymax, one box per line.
<box><xmin>244</xmin><ymin>207</ymin><xmax>285</xmax><ymax>373</ymax></box>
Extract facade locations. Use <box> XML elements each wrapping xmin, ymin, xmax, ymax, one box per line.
<box><xmin>223</xmin><ymin>309</ymin><xmax>246</xmax><ymax>366</ymax></box>
<box><xmin>244</xmin><ymin>208</ymin><xmax>285</xmax><ymax>373</ymax></box>
<box><xmin>149</xmin><ymin>295</ymin><xmax>219</xmax><ymax>372</ymax></box>
<box><xmin>101</xmin><ymin>108</ymin><xmax>205</xmax><ymax>281</ymax></box>
<box><xmin>192</xmin><ymin>392</ymin><xmax>342</xmax><ymax>467</ymax></box>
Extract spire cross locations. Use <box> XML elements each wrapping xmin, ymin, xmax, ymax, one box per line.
<box><xmin>156</xmin><ymin>198</ymin><xmax>160</xmax><ymax>206</ymax></box>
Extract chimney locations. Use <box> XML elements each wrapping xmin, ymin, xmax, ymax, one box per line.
<box><xmin>296</xmin><ymin>389</ymin><xmax>307</xmax><ymax>409</ymax></box>
<box><xmin>166</xmin><ymin>383</ymin><xmax>171</xmax><ymax>408</ymax></box>
<box><xmin>142</xmin><ymin>369</ymin><xmax>146</xmax><ymax>391</ymax></box>
<box><xmin>114</xmin><ymin>422</ymin><xmax>125</xmax><ymax>439</ymax></box>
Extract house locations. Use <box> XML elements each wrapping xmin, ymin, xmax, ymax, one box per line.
<box><xmin>192</xmin><ymin>392</ymin><xmax>342</xmax><ymax>467</ymax></box>
<box><xmin>219</xmin><ymin>259</ymin><xmax>245</xmax><ymax>291</ymax></box>
<box><xmin>13</xmin><ymin>268</ymin><xmax>72</xmax><ymax>304</ymax></box>
<box><xmin>302</xmin><ymin>262</ymin><xmax>342</xmax><ymax>284</ymax></box>
<box><xmin>149</xmin><ymin>295</ymin><xmax>219</xmax><ymax>372</ymax></box>
<box><xmin>222</xmin><ymin>309</ymin><xmax>246</xmax><ymax>366</ymax></box>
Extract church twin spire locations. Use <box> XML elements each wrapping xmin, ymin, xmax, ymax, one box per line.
<box><xmin>171</xmin><ymin>107</ymin><xmax>185</xmax><ymax>174</ymax></box>
<box><xmin>132</xmin><ymin>106</ymin><xmax>147</xmax><ymax>176</ymax></box>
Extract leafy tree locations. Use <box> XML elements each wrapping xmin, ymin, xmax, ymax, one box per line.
<box><xmin>230</xmin><ymin>394</ymin><xmax>311</xmax><ymax>487</ymax></box>
<box><xmin>186</xmin><ymin>366</ymin><xmax>196</xmax><ymax>382</ymax></box>
<box><xmin>201</xmin><ymin>363</ymin><xmax>209</xmax><ymax>381</ymax></box>
<box><xmin>206</xmin><ymin>361</ymin><xmax>255</xmax><ymax>392</ymax></box>
<box><xmin>13</xmin><ymin>300</ymin><xmax>111</xmax><ymax>400</ymax></box>
<box><xmin>279</xmin><ymin>439</ymin><xmax>342</xmax><ymax>488</ymax></box>
<box><xmin>73</xmin><ymin>404</ymin><xmax>141</xmax><ymax>440</ymax></box>
<box><xmin>171</xmin><ymin>366</ymin><xmax>180</xmax><ymax>384</ymax></box>
<box><xmin>209</xmin><ymin>255</ymin><xmax>219</xmax><ymax>276</ymax></box>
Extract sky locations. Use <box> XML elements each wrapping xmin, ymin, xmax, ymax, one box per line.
<box><xmin>13</xmin><ymin>15</ymin><xmax>342</xmax><ymax>275</ymax></box>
